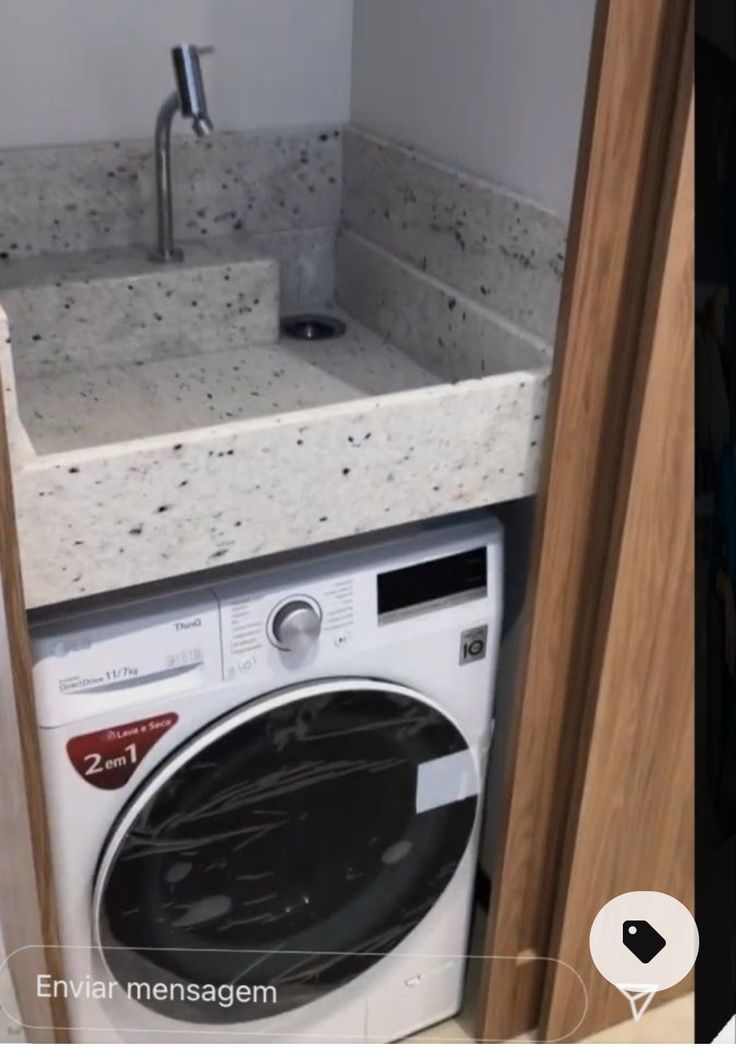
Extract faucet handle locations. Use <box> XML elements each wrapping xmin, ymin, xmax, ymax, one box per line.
<box><xmin>196</xmin><ymin>45</ymin><xmax>215</xmax><ymax>57</ymax></box>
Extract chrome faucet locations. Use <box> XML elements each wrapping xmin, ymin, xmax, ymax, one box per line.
<box><xmin>150</xmin><ymin>45</ymin><xmax>215</xmax><ymax>264</ymax></box>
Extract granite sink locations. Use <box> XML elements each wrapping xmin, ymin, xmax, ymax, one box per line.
<box><xmin>2</xmin><ymin>237</ymin><xmax>447</xmax><ymax>456</ymax></box>
<box><xmin>13</xmin><ymin>310</ymin><xmax>444</xmax><ymax>455</ymax></box>
<box><xmin>0</xmin><ymin>124</ymin><xmax>558</xmax><ymax>609</ymax></box>
<box><xmin>1</xmin><ymin>246</ymin><xmax>548</xmax><ymax>608</ymax></box>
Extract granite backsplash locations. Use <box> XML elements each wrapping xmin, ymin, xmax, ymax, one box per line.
<box><xmin>340</xmin><ymin>125</ymin><xmax>566</xmax><ymax>346</ymax></box>
<box><xmin>0</xmin><ymin>125</ymin><xmax>342</xmax><ymax>259</ymax></box>
<box><xmin>0</xmin><ymin>121</ymin><xmax>564</xmax><ymax>351</ymax></box>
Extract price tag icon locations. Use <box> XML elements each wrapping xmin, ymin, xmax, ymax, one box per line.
<box><xmin>622</xmin><ymin>920</ymin><xmax>667</xmax><ymax>964</ymax></box>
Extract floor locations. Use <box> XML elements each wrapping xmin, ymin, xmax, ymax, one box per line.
<box><xmin>582</xmin><ymin>995</ymin><xmax>694</xmax><ymax>1044</ymax></box>
<box><xmin>403</xmin><ymin>907</ymin><xmax>696</xmax><ymax>1043</ymax></box>
<box><xmin>0</xmin><ymin>911</ymin><xmax>698</xmax><ymax>1045</ymax></box>
<box><xmin>407</xmin><ymin>994</ymin><xmax>695</xmax><ymax>1044</ymax></box>
<box><xmin>0</xmin><ymin>991</ymin><xmax>699</xmax><ymax>1044</ymax></box>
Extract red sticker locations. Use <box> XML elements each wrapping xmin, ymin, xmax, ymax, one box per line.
<box><xmin>67</xmin><ymin>713</ymin><xmax>178</xmax><ymax>790</ymax></box>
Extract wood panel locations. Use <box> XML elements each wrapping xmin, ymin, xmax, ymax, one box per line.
<box><xmin>0</xmin><ymin>334</ymin><xmax>66</xmax><ymax>1038</ymax></box>
<box><xmin>478</xmin><ymin>0</ymin><xmax>693</xmax><ymax>1039</ymax></box>
<box><xmin>540</xmin><ymin>31</ymin><xmax>694</xmax><ymax>1043</ymax></box>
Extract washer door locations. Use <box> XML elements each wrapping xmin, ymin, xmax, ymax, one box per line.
<box><xmin>93</xmin><ymin>679</ymin><xmax>479</xmax><ymax>1025</ymax></box>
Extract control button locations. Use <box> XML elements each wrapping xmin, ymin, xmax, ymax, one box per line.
<box><xmin>334</xmin><ymin>631</ymin><xmax>351</xmax><ymax>648</ymax></box>
<box><xmin>405</xmin><ymin>975</ymin><xmax>423</xmax><ymax>988</ymax></box>
<box><xmin>271</xmin><ymin>599</ymin><xmax>322</xmax><ymax>653</ymax></box>
<box><xmin>238</xmin><ymin>656</ymin><xmax>256</xmax><ymax>672</ymax></box>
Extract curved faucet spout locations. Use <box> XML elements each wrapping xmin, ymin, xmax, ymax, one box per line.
<box><xmin>149</xmin><ymin>45</ymin><xmax>215</xmax><ymax>264</ymax></box>
<box><xmin>150</xmin><ymin>92</ymin><xmax>183</xmax><ymax>264</ymax></box>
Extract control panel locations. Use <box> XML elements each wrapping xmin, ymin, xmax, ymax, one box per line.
<box><xmin>217</xmin><ymin>576</ymin><xmax>357</xmax><ymax>681</ymax></box>
<box><xmin>30</xmin><ymin>514</ymin><xmax>503</xmax><ymax>724</ymax></box>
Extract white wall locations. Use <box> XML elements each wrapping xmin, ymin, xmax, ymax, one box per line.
<box><xmin>0</xmin><ymin>0</ymin><xmax>354</xmax><ymax>147</ymax></box>
<box><xmin>351</xmin><ymin>0</ymin><xmax>596</xmax><ymax>218</ymax></box>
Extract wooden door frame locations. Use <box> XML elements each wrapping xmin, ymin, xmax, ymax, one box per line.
<box><xmin>540</xmin><ymin>65</ymin><xmax>694</xmax><ymax>1041</ymax></box>
<box><xmin>0</xmin><ymin>354</ymin><xmax>67</xmax><ymax>1040</ymax></box>
<box><xmin>478</xmin><ymin>0</ymin><xmax>693</xmax><ymax>1041</ymax></box>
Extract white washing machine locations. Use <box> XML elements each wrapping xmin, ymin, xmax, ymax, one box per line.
<box><xmin>30</xmin><ymin>514</ymin><xmax>503</xmax><ymax>1043</ymax></box>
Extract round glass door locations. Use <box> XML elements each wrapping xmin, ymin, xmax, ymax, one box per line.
<box><xmin>93</xmin><ymin>679</ymin><xmax>478</xmax><ymax>1024</ymax></box>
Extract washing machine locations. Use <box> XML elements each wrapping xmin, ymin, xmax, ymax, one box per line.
<box><xmin>31</xmin><ymin>513</ymin><xmax>503</xmax><ymax>1042</ymax></box>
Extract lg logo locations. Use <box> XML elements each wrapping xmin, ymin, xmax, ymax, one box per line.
<box><xmin>460</xmin><ymin>626</ymin><xmax>488</xmax><ymax>665</ymax></box>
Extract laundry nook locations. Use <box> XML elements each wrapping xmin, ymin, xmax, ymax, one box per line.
<box><xmin>0</xmin><ymin>1</ymin><xmax>697</xmax><ymax>1046</ymax></box>
<box><xmin>0</xmin><ymin>9</ymin><xmax>563</xmax><ymax>1024</ymax></box>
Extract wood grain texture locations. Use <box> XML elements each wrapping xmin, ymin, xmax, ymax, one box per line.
<box><xmin>540</xmin><ymin>29</ymin><xmax>694</xmax><ymax>1042</ymax></box>
<box><xmin>477</xmin><ymin>0</ymin><xmax>693</xmax><ymax>1039</ymax></box>
<box><xmin>0</xmin><ymin>317</ymin><xmax>67</xmax><ymax>1039</ymax></box>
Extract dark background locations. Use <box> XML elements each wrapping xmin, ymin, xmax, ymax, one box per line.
<box><xmin>695</xmin><ymin>1</ymin><xmax>736</xmax><ymax>1041</ymax></box>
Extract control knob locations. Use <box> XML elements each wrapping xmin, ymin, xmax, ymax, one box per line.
<box><xmin>272</xmin><ymin>600</ymin><xmax>322</xmax><ymax>652</ymax></box>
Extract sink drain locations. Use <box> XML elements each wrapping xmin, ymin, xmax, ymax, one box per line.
<box><xmin>281</xmin><ymin>314</ymin><xmax>347</xmax><ymax>341</ymax></box>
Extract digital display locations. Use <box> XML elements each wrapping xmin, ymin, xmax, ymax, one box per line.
<box><xmin>377</xmin><ymin>547</ymin><xmax>487</xmax><ymax>621</ymax></box>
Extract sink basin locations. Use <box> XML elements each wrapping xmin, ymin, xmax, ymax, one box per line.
<box><xmin>1</xmin><ymin>236</ymin><xmax>550</xmax><ymax>608</ymax></box>
<box><xmin>17</xmin><ymin>311</ymin><xmax>443</xmax><ymax>455</ymax></box>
